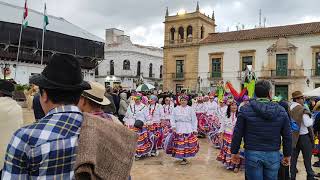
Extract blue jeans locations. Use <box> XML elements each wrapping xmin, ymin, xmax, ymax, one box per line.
<box><xmin>245</xmin><ymin>150</ymin><xmax>280</xmax><ymax>180</ymax></box>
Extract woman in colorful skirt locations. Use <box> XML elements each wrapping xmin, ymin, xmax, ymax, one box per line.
<box><xmin>170</xmin><ymin>95</ymin><xmax>199</xmax><ymax>165</ymax></box>
<box><xmin>124</xmin><ymin>93</ymin><xmax>152</xmax><ymax>160</ymax></box>
<box><xmin>193</xmin><ymin>97</ymin><xmax>209</xmax><ymax>138</ymax></box>
<box><xmin>217</xmin><ymin>100</ymin><xmax>244</xmax><ymax>172</ymax></box>
<box><xmin>161</xmin><ymin>96</ymin><xmax>174</xmax><ymax>143</ymax></box>
<box><xmin>147</xmin><ymin>95</ymin><xmax>163</xmax><ymax>156</ymax></box>
<box><xmin>206</xmin><ymin>95</ymin><xmax>221</xmax><ymax>148</ymax></box>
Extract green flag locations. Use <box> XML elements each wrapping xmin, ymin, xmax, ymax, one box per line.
<box><xmin>43</xmin><ymin>3</ymin><xmax>49</xmax><ymax>31</ymax></box>
<box><xmin>22</xmin><ymin>0</ymin><xmax>28</xmax><ymax>28</ymax></box>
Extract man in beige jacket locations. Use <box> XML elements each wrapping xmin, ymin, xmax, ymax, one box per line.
<box><xmin>0</xmin><ymin>80</ymin><xmax>23</xmax><ymax>171</ymax></box>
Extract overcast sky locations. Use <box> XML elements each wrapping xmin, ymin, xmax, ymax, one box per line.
<box><xmin>2</xmin><ymin>0</ymin><xmax>320</xmax><ymax>47</ymax></box>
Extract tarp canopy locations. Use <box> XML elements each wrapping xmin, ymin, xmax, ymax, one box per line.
<box><xmin>304</xmin><ymin>87</ymin><xmax>320</xmax><ymax>97</ymax></box>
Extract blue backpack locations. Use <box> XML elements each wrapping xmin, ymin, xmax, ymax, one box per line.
<box><xmin>290</xmin><ymin>118</ymin><xmax>300</xmax><ymax>132</ymax></box>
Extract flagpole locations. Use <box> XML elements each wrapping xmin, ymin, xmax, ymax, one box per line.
<box><xmin>14</xmin><ymin>3</ymin><xmax>25</xmax><ymax>80</ymax></box>
<box><xmin>41</xmin><ymin>3</ymin><xmax>45</xmax><ymax>65</ymax></box>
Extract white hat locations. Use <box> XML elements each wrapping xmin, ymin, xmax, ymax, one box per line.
<box><xmin>82</xmin><ymin>81</ymin><xmax>111</xmax><ymax>106</ymax></box>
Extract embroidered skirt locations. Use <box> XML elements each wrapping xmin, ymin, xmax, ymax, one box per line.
<box><xmin>196</xmin><ymin>113</ymin><xmax>209</xmax><ymax>135</ymax></box>
<box><xmin>147</xmin><ymin>123</ymin><xmax>163</xmax><ymax>150</ymax></box>
<box><xmin>216</xmin><ymin>133</ymin><xmax>245</xmax><ymax>170</ymax></box>
<box><xmin>171</xmin><ymin>133</ymin><xmax>199</xmax><ymax>159</ymax></box>
<box><xmin>128</xmin><ymin>125</ymin><xmax>153</xmax><ymax>157</ymax></box>
<box><xmin>160</xmin><ymin>119</ymin><xmax>172</xmax><ymax>141</ymax></box>
<box><xmin>207</xmin><ymin>114</ymin><xmax>221</xmax><ymax>148</ymax></box>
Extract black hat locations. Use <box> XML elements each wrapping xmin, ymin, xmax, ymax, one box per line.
<box><xmin>0</xmin><ymin>79</ymin><xmax>15</xmax><ymax>97</ymax></box>
<box><xmin>30</xmin><ymin>54</ymin><xmax>90</xmax><ymax>90</ymax></box>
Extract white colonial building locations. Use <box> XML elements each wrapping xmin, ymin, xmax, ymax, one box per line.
<box><xmin>198</xmin><ymin>22</ymin><xmax>320</xmax><ymax>99</ymax></box>
<box><xmin>96</xmin><ymin>28</ymin><xmax>163</xmax><ymax>90</ymax></box>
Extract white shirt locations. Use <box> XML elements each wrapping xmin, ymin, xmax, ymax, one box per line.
<box><xmin>171</xmin><ymin>106</ymin><xmax>198</xmax><ymax>134</ymax></box>
<box><xmin>161</xmin><ymin>104</ymin><xmax>174</xmax><ymax>120</ymax></box>
<box><xmin>206</xmin><ymin>101</ymin><xmax>218</xmax><ymax>116</ymax></box>
<box><xmin>147</xmin><ymin>103</ymin><xmax>163</xmax><ymax>124</ymax></box>
<box><xmin>192</xmin><ymin>103</ymin><xmax>208</xmax><ymax>114</ymax></box>
<box><xmin>290</xmin><ymin>102</ymin><xmax>314</xmax><ymax>135</ymax></box>
<box><xmin>219</xmin><ymin>112</ymin><xmax>237</xmax><ymax>134</ymax></box>
<box><xmin>124</xmin><ymin>103</ymin><xmax>149</xmax><ymax>126</ymax></box>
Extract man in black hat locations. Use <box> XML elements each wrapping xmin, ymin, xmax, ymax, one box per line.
<box><xmin>2</xmin><ymin>54</ymin><xmax>90</xmax><ymax>179</ymax></box>
<box><xmin>0</xmin><ymin>80</ymin><xmax>23</xmax><ymax>177</ymax></box>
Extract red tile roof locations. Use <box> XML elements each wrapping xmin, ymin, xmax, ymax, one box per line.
<box><xmin>201</xmin><ymin>22</ymin><xmax>320</xmax><ymax>44</ymax></box>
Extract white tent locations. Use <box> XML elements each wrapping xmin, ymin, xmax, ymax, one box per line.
<box><xmin>304</xmin><ymin>87</ymin><xmax>320</xmax><ymax>97</ymax></box>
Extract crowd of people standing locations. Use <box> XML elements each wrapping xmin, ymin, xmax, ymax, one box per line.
<box><xmin>1</xmin><ymin>54</ymin><xmax>320</xmax><ymax>180</ymax></box>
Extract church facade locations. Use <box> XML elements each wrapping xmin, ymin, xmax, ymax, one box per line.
<box><xmin>163</xmin><ymin>3</ymin><xmax>320</xmax><ymax>99</ymax></box>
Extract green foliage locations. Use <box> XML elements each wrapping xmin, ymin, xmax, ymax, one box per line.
<box><xmin>15</xmin><ymin>84</ymin><xmax>30</xmax><ymax>92</ymax></box>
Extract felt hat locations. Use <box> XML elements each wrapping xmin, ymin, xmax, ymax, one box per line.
<box><xmin>30</xmin><ymin>54</ymin><xmax>90</xmax><ymax>90</ymax></box>
<box><xmin>291</xmin><ymin>91</ymin><xmax>304</xmax><ymax>99</ymax></box>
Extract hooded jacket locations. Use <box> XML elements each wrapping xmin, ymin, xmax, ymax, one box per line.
<box><xmin>0</xmin><ymin>97</ymin><xmax>23</xmax><ymax>166</ymax></box>
<box><xmin>231</xmin><ymin>99</ymin><xmax>292</xmax><ymax>157</ymax></box>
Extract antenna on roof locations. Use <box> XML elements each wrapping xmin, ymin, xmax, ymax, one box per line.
<box><xmin>259</xmin><ymin>9</ymin><xmax>262</xmax><ymax>28</ymax></box>
<box><xmin>264</xmin><ymin>17</ymin><xmax>267</xmax><ymax>28</ymax></box>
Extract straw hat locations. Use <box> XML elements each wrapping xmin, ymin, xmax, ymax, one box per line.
<box><xmin>82</xmin><ymin>82</ymin><xmax>110</xmax><ymax>106</ymax></box>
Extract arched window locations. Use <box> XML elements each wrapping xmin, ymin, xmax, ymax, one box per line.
<box><xmin>201</xmin><ymin>26</ymin><xmax>205</xmax><ymax>39</ymax></box>
<box><xmin>178</xmin><ymin>26</ymin><xmax>184</xmax><ymax>40</ymax></box>
<box><xmin>160</xmin><ymin>65</ymin><xmax>163</xmax><ymax>79</ymax></box>
<box><xmin>123</xmin><ymin>60</ymin><xmax>130</xmax><ymax>70</ymax></box>
<box><xmin>170</xmin><ymin>27</ymin><xmax>175</xmax><ymax>41</ymax></box>
<box><xmin>149</xmin><ymin>63</ymin><xmax>153</xmax><ymax>78</ymax></box>
<box><xmin>187</xmin><ymin>25</ymin><xmax>193</xmax><ymax>38</ymax></box>
<box><xmin>137</xmin><ymin>61</ymin><xmax>141</xmax><ymax>76</ymax></box>
<box><xmin>110</xmin><ymin>60</ymin><xmax>114</xmax><ymax>75</ymax></box>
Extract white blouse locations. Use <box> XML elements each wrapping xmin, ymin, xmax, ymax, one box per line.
<box><xmin>171</xmin><ymin>106</ymin><xmax>198</xmax><ymax>134</ymax></box>
<box><xmin>147</xmin><ymin>103</ymin><xmax>163</xmax><ymax>124</ymax></box>
<box><xmin>219</xmin><ymin>112</ymin><xmax>237</xmax><ymax>135</ymax></box>
<box><xmin>161</xmin><ymin>104</ymin><xmax>174</xmax><ymax>120</ymax></box>
<box><xmin>206</xmin><ymin>101</ymin><xmax>218</xmax><ymax>116</ymax></box>
<box><xmin>192</xmin><ymin>103</ymin><xmax>208</xmax><ymax>114</ymax></box>
<box><xmin>124</xmin><ymin>103</ymin><xmax>148</xmax><ymax>126</ymax></box>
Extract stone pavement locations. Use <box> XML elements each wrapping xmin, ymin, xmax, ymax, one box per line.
<box><xmin>22</xmin><ymin>109</ymin><xmax>314</xmax><ymax>180</ymax></box>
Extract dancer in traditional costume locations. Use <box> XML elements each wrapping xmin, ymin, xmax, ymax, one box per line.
<box><xmin>161</xmin><ymin>96</ymin><xmax>174</xmax><ymax>143</ymax></box>
<box><xmin>147</xmin><ymin>95</ymin><xmax>163</xmax><ymax>155</ymax></box>
<box><xmin>207</xmin><ymin>95</ymin><xmax>221</xmax><ymax>148</ymax></box>
<box><xmin>217</xmin><ymin>100</ymin><xmax>244</xmax><ymax>172</ymax></box>
<box><xmin>169</xmin><ymin>95</ymin><xmax>199</xmax><ymax>165</ymax></box>
<box><xmin>124</xmin><ymin>93</ymin><xmax>152</xmax><ymax>160</ymax></box>
<box><xmin>193</xmin><ymin>97</ymin><xmax>209</xmax><ymax>138</ymax></box>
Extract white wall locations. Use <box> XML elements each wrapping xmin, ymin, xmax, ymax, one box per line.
<box><xmin>199</xmin><ymin>34</ymin><xmax>320</xmax><ymax>93</ymax></box>
<box><xmin>0</xmin><ymin>60</ymin><xmax>95</xmax><ymax>85</ymax></box>
<box><xmin>98</xmin><ymin>29</ymin><xmax>163</xmax><ymax>89</ymax></box>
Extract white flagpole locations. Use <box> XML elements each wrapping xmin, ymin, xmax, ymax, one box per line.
<box><xmin>15</xmin><ymin>0</ymin><xmax>27</xmax><ymax>80</ymax></box>
<box><xmin>41</xmin><ymin>3</ymin><xmax>45</xmax><ymax>65</ymax></box>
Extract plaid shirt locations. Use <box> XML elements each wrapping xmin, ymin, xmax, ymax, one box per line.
<box><xmin>2</xmin><ymin>105</ymin><xmax>83</xmax><ymax>180</ymax></box>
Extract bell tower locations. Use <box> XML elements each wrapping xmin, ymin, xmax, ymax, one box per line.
<box><xmin>163</xmin><ymin>2</ymin><xmax>216</xmax><ymax>92</ymax></box>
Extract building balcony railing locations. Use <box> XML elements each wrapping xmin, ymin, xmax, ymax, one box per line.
<box><xmin>259</xmin><ymin>69</ymin><xmax>305</xmax><ymax>79</ymax></box>
<box><xmin>311</xmin><ymin>69</ymin><xmax>320</xmax><ymax>77</ymax></box>
<box><xmin>172</xmin><ymin>73</ymin><xmax>184</xmax><ymax>80</ymax></box>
